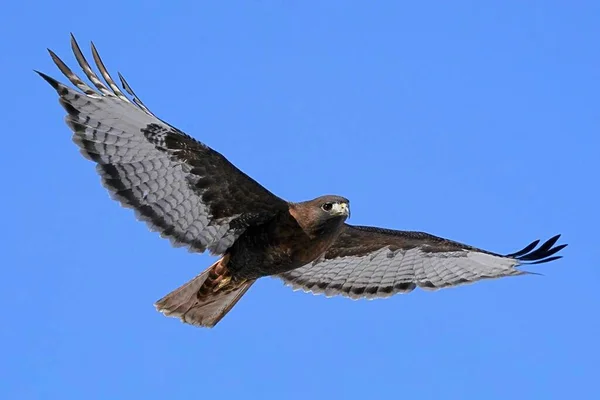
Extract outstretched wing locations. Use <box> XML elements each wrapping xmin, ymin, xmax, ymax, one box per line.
<box><xmin>38</xmin><ymin>35</ymin><xmax>289</xmax><ymax>254</ymax></box>
<box><xmin>278</xmin><ymin>224</ymin><xmax>567</xmax><ymax>299</ymax></box>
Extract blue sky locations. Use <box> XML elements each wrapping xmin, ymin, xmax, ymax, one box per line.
<box><xmin>1</xmin><ymin>1</ymin><xmax>598</xmax><ymax>399</ymax></box>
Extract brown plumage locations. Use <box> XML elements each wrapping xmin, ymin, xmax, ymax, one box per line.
<box><xmin>155</xmin><ymin>256</ymin><xmax>256</xmax><ymax>327</ymax></box>
<box><xmin>39</xmin><ymin>35</ymin><xmax>567</xmax><ymax>328</ymax></box>
<box><xmin>155</xmin><ymin>196</ymin><xmax>349</xmax><ymax>327</ymax></box>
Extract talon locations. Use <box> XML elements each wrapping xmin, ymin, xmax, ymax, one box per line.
<box><xmin>214</xmin><ymin>276</ymin><xmax>232</xmax><ymax>291</ymax></box>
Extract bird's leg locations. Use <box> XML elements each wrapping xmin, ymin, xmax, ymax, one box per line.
<box><xmin>214</xmin><ymin>275</ymin><xmax>232</xmax><ymax>291</ymax></box>
<box><xmin>214</xmin><ymin>276</ymin><xmax>248</xmax><ymax>292</ymax></box>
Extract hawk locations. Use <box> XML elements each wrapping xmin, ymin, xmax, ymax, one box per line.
<box><xmin>38</xmin><ymin>35</ymin><xmax>567</xmax><ymax>328</ymax></box>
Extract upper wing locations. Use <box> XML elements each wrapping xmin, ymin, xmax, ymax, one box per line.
<box><xmin>38</xmin><ymin>35</ymin><xmax>289</xmax><ymax>254</ymax></box>
<box><xmin>278</xmin><ymin>224</ymin><xmax>567</xmax><ymax>299</ymax></box>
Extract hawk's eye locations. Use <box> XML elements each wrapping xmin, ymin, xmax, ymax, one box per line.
<box><xmin>321</xmin><ymin>203</ymin><xmax>333</xmax><ymax>212</ymax></box>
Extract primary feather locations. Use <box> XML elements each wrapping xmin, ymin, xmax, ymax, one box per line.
<box><xmin>38</xmin><ymin>34</ymin><xmax>288</xmax><ymax>255</ymax></box>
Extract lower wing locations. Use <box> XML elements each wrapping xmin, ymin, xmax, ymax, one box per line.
<box><xmin>278</xmin><ymin>224</ymin><xmax>567</xmax><ymax>299</ymax></box>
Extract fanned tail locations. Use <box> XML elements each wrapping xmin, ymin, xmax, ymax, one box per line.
<box><xmin>155</xmin><ymin>257</ymin><xmax>255</xmax><ymax>328</ymax></box>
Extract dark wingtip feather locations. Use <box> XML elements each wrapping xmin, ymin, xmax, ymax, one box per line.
<box><xmin>35</xmin><ymin>70</ymin><xmax>60</xmax><ymax>90</ymax></box>
<box><xmin>529</xmin><ymin>255</ymin><xmax>563</xmax><ymax>265</ymax></box>
<box><xmin>507</xmin><ymin>234</ymin><xmax>567</xmax><ymax>264</ymax></box>
<box><xmin>47</xmin><ymin>48</ymin><xmax>61</xmax><ymax>64</ymax></box>
<box><xmin>519</xmin><ymin>235</ymin><xmax>561</xmax><ymax>261</ymax></box>
<box><xmin>505</xmin><ymin>239</ymin><xmax>540</xmax><ymax>258</ymax></box>
<box><xmin>117</xmin><ymin>71</ymin><xmax>155</xmax><ymax>116</ymax></box>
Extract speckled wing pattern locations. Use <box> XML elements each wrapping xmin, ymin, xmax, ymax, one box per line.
<box><xmin>38</xmin><ymin>35</ymin><xmax>288</xmax><ymax>254</ymax></box>
<box><xmin>278</xmin><ymin>224</ymin><xmax>567</xmax><ymax>299</ymax></box>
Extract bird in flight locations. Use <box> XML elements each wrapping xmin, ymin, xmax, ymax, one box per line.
<box><xmin>38</xmin><ymin>35</ymin><xmax>567</xmax><ymax>328</ymax></box>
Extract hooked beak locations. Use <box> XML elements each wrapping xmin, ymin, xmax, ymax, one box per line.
<box><xmin>331</xmin><ymin>202</ymin><xmax>350</xmax><ymax>218</ymax></box>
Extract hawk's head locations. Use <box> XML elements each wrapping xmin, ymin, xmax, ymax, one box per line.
<box><xmin>315</xmin><ymin>195</ymin><xmax>350</xmax><ymax>219</ymax></box>
<box><xmin>290</xmin><ymin>195</ymin><xmax>350</xmax><ymax>237</ymax></box>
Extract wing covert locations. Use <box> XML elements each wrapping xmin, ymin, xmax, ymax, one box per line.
<box><xmin>39</xmin><ymin>35</ymin><xmax>289</xmax><ymax>254</ymax></box>
<box><xmin>278</xmin><ymin>224</ymin><xmax>567</xmax><ymax>299</ymax></box>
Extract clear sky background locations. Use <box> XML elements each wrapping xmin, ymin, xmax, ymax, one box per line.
<box><xmin>1</xmin><ymin>1</ymin><xmax>598</xmax><ymax>399</ymax></box>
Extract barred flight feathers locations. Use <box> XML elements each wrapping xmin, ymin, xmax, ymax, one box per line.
<box><xmin>38</xmin><ymin>34</ymin><xmax>288</xmax><ymax>255</ymax></box>
<box><xmin>278</xmin><ymin>225</ymin><xmax>567</xmax><ymax>299</ymax></box>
